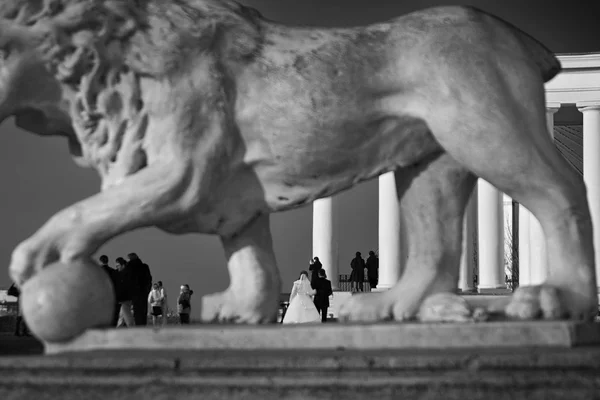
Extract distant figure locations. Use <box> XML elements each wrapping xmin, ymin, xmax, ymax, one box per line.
<box><xmin>115</xmin><ymin>257</ymin><xmax>135</xmax><ymax>327</ymax></box>
<box><xmin>366</xmin><ymin>251</ymin><xmax>379</xmax><ymax>290</ymax></box>
<box><xmin>157</xmin><ymin>280</ymin><xmax>168</xmax><ymax>326</ymax></box>
<box><xmin>350</xmin><ymin>252</ymin><xmax>366</xmax><ymax>292</ymax></box>
<box><xmin>127</xmin><ymin>253</ymin><xmax>153</xmax><ymax>326</ymax></box>
<box><xmin>177</xmin><ymin>284</ymin><xmax>194</xmax><ymax>324</ymax></box>
<box><xmin>7</xmin><ymin>283</ymin><xmax>30</xmax><ymax>336</ymax></box>
<box><xmin>99</xmin><ymin>255</ymin><xmax>120</xmax><ymax>326</ymax></box>
<box><xmin>148</xmin><ymin>282</ymin><xmax>165</xmax><ymax>327</ymax></box>
<box><xmin>312</xmin><ymin>269</ymin><xmax>333</xmax><ymax>322</ymax></box>
<box><xmin>282</xmin><ymin>271</ymin><xmax>320</xmax><ymax>324</ymax></box>
<box><xmin>309</xmin><ymin>256</ymin><xmax>322</xmax><ymax>285</ymax></box>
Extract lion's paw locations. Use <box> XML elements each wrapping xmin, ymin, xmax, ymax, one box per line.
<box><xmin>505</xmin><ymin>284</ymin><xmax>597</xmax><ymax>321</ymax></box>
<box><xmin>200</xmin><ymin>289</ymin><xmax>278</xmax><ymax>324</ymax></box>
<box><xmin>337</xmin><ymin>293</ymin><xmax>393</xmax><ymax>322</ymax></box>
<box><xmin>9</xmin><ymin>240</ymin><xmax>60</xmax><ymax>287</ymax></box>
<box><xmin>418</xmin><ymin>292</ymin><xmax>481</xmax><ymax>322</ymax></box>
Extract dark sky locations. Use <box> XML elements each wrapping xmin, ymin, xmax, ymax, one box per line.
<box><xmin>0</xmin><ymin>0</ymin><xmax>599</xmax><ymax>316</ymax></box>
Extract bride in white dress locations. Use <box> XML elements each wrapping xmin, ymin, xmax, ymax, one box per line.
<box><xmin>282</xmin><ymin>271</ymin><xmax>321</xmax><ymax>324</ymax></box>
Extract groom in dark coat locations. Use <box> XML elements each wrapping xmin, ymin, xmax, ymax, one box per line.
<box><xmin>312</xmin><ymin>269</ymin><xmax>333</xmax><ymax>322</ymax></box>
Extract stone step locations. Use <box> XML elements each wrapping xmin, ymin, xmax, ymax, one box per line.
<box><xmin>1</xmin><ymin>346</ymin><xmax>600</xmax><ymax>399</ymax></box>
<box><xmin>44</xmin><ymin>320</ymin><xmax>600</xmax><ymax>354</ymax></box>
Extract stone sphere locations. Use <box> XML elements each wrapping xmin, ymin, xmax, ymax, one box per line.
<box><xmin>21</xmin><ymin>260</ymin><xmax>115</xmax><ymax>343</ymax></box>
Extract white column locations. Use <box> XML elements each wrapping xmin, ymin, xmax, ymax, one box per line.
<box><xmin>579</xmin><ymin>102</ymin><xmax>600</xmax><ymax>292</ymax></box>
<box><xmin>376</xmin><ymin>172</ymin><xmax>403</xmax><ymax>290</ymax></box>
<box><xmin>458</xmin><ymin>185</ymin><xmax>478</xmax><ymax>292</ymax></box>
<box><xmin>529</xmin><ymin>105</ymin><xmax>560</xmax><ymax>285</ymax></box>
<box><xmin>518</xmin><ymin>204</ymin><xmax>531</xmax><ymax>286</ymax></box>
<box><xmin>477</xmin><ymin>179</ymin><xmax>505</xmax><ymax>292</ymax></box>
<box><xmin>312</xmin><ymin>196</ymin><xmax>339</xmax><ymax>289</ymax></box>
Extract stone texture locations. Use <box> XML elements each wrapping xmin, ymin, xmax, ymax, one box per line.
<box><xmin>44</xmin><ymin>321</ymin><xmax>600</xmax><ymax>354</ymax></box>
<box><xmin>1</xmin><ymin>347</ymin><xmax>600</xmax><ymax>399</ymax></box>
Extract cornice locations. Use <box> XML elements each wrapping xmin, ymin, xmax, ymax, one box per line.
<box><xmin>556</xmin><ymin>52</ymin><xmax>600</xmax><ymax>70</ymax></box>
<box><xmin>576</xmin><ymin>101</ymin><xmax>600</xmax><ymax>111</ymax></box>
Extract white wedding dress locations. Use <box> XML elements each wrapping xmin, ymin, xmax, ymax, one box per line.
<box><xmin>282</xmin><ymin>275</ymin><xmax>321</xmax><ymax>324</ymax></box>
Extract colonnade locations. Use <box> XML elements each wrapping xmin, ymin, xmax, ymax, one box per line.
<box><xmin>312</xmin><ymin>53</ymin><xmax>600</xmax><ymax>293</ymax></box>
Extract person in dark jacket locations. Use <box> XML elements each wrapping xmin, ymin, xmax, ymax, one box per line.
<box><xmin>177</xmin><ymin>284</ymin><xmax>194</xmax><ymax>324</ymax></box>
<box><xmin>350</xmin><ymin>252</ymin><xmax>366</xmax><ymax>292</ymax></box>
<box><xmin>127</xmin><ymin>253</ymin><xmax>153</xmax><ymax>326</ymax></box>
<box><xmin>365</xmin><ymin>251</ymin><xmax>379</xmax><ymax>290</ymax></box>
<box><xmin>308</xmin><ymin>256</ymin><xmax>323</xmax><ymax>286</ymax></box>
<box><xmin>115</xmin><ymin>257</ymin><xmax>135</xmax><ymax>327</ymax></box>
<box><xmin>311</xmin><ymin>269</ymin><xmax>333</xmax><ymax>322</ymax></box>
<box><xmin>99</xmin><ymin>255</ymin><xmax>121</xmax><ymax>326</ymax></box>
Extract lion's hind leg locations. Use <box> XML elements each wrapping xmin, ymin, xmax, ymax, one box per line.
<box><xmin>424</xmin><ymin>72</ymin><xmax>597</xmax><ymax>321</ymax></box>
<box><xmin>201</xmin><ymin>214</ymin><xmax>282</xmax><ymax>324</ymax></box>
<box><xmin>338</xmin><ymin>153</ymin><xmax>477</xmax><ymax>322</ymax></box>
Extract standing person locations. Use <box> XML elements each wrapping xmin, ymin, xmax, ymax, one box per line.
<box><xmin>312</xmin><ymin>269</ymin><xmax>333</xmax><ymax>322</ymax></box>
<box><xmin>177</xmin><ymin>285</ymin><xmax>194</xmax><ymax>324</ymax></box>
<box><xmin>115</xmin><ymin>257</ymin><xmax>135</xmax><ymax>327</ymax></box>
<box><xmin>366</xmin><ymin>251</ymin><xmax>379</xmax><ymax>290</ymax></box>
<box><xmin>99</xmin><ymin>255</ymin><xmax>120</xmax><ymax>326</ymax></box>
<box><xmin>157</xmin><ymin>281</ymin><xmax>168</xmax><ymax>326</ymax></box>
<box><xmin>350</xmin><ymin>252</ymin><xmax>366</xmax><ymax>292</ymax></box>
<box><xmin>7</xmin><ymin>283</ymin><xmax>29</xmax><ymax>336</ymax></box>
<box><xmin>147</xmin><ymin>283</ymin><xmax>165</xmax><ymax>327</ymax></box>
<box><xmin>308</xmin><ymin>256</ymin><xmax>322</xmax><ymax>286</ymax></box>
<box><xmin>127</xmin><ymin>253</ymin><xmax>153</xmax><ymax>326</ymax></box>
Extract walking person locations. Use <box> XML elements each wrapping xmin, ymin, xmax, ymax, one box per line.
<box><xmin>282</xmin><ymin>271</ymin><xmax>320</xmax><ymax>324</ymax></box>
<box><xmin>177</xmin><ymin>285</ymin><xmax>194</xmax><ymax>324</ymax></box>
<box><xmin>312</xmin><ymin>269</ymin><xmax>333</xmax><ymax>322</ymax></box>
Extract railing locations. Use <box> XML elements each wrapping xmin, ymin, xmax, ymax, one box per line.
<box><xmin>0</xmin><ymin>302</ymin><xmax>18</xmax><ymax>316</ymax></box>
<box><xmin>338</xmin><ymin>274</ymin><xmax>372</xmax><ymax>292</ymax></box>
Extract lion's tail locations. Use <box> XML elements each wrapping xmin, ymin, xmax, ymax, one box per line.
<box><xmin>469</xmin><ymin>6</ymin><xmax>562</xmax><ymax>83</ymax></box>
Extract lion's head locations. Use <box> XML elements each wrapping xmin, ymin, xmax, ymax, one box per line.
<box><xmin>0</xmin><ymin>0</ymin><xmax>263</xmax><ymax>163</ymax></box>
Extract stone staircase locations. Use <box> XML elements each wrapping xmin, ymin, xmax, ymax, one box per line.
<box><xmin>2</xmin><ymin>321</ymin><xmax>600</xmax><ymax>398</ymax></box>
<box><xmin>2</xmin><ymin>323</ymin><xmax>600</xmax><ymax>400</ymax></box>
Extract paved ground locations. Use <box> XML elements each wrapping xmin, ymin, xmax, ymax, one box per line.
<box><xmin>0</xmin><ymin>333</ymin><xmax>43</xmax><ymax>356</ymax></box>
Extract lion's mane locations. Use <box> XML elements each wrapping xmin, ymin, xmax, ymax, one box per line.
<box><xmin>0</xmin><ymin>0</ymin><xmax>263</xmax><ymax>172</ymax></box>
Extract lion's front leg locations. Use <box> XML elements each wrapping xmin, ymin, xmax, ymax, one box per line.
<box><xmin>9</xmin><ymin>161</ymin><xmax>192</xmax><ymax>286</ymax></box>
<box><xmin>339</xmin><ymin>155</ymin><xmax>477</xmax><ymax>322</ymax></box>
<box><xmin>201</xmin><ymin>214</ymin><xmax>282</xmax><ymax>324</ymax></box>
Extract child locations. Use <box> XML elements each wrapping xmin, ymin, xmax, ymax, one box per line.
<box><xmin>177</xmin><ymin>285</ymin><xmax>194</xmax><ymax>324</ymax></box>
<box><xmin>147</xmin><ymin>283</ymin><xmax>164</xmax><ymax>327</ymax></box>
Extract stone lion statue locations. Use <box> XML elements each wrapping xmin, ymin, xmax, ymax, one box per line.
<box><xmin>1</xmin><ymin>0</ymin><xmax>597</xmax><ymax>326</ymax></box>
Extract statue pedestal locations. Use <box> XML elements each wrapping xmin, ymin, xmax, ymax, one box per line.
<box><xmin>44</xmin><ymin>320</ymin><xmax>600</xmax><ymax>353</ymax></box>
<box><xmin>2</xmin><ymin>322</ymin><xmax>599</xmax><ymax>399</ymax></box>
